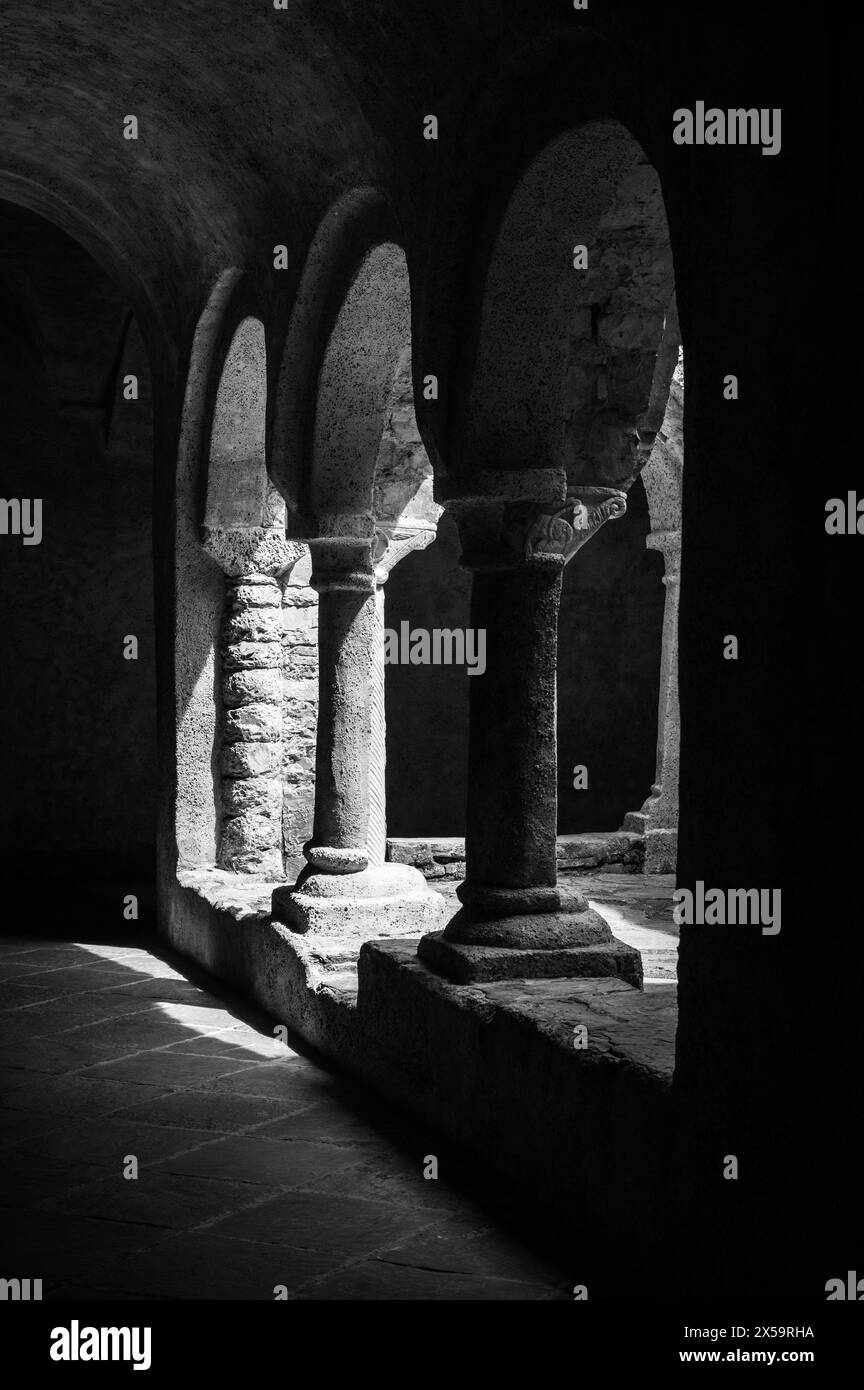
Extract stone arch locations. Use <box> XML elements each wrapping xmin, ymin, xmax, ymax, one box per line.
<box><xmin>271</xmin><ymin>188</ymin><xmax>404</xmax><ymax>524</ymax></box>
<box><xmin>270</xmin><ymin>195</ymin><xmax>445</xmax><ymax>890</ymax></box>
<box><xmin>0</xmin><ymin>167</ymin><xmax>169</xmax><ymax>366</ymax></box>
<box><xmin>459</xmin><ymin>119</ymin><xmax>678</xmax><ymax>489</ymax></box>
<box><xmin>174</xmin><ymin>270</ymin><xmax>288</xmax><ymax>876</ymax></box>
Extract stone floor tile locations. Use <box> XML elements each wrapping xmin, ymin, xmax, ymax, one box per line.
<box><xmin>160</xmin><ymin>1030</ymin><xmax>289</xmax><ymax>1060</ymax></box>
<box><xmin>200</xmin><ymin>1058</ymin><xmax>357</xmax><ymax>1104</ymax></box>
<box><xmin>376</xmin><ymin>1215</ymin><xmax>571</xmax><ymax>1289</ymax></box>
<box><xmin>155</xmin><ymin>1134</ymin><xmax>365</xmax><ymax>1187</ymax></box>
<box><xmin>255</xmin><ymin>1101</ymin><xmax>397</xmax><ymax>1148</ymax></box>
<box><xmin>7</xmin><ymin>1117</ymin><xmax>215</xmax><ymax>1171</ymax></box>
<box><xmin>95</xmin><ymin>1231</ymin><xmax>342</xmax><ymax>1300</ymax></box>
<box><xmin>34</xmin><ymin>1170</ymin><xmax>283</xmax><ymax>1229</ymax></box>
<box><xmin>0</xmin><ymin>995</ymin><xmax>158</xmax><ymax>1038</ymax></box>
<box><xmin>0</xmin><ymin>1159</ymin><xmax>110</xmax><ymax>1206</ymax></box>
<box><xmin>1</xmin><ymin>1209</ymin><xmax>173</xmax><ymax>1285</ymax></box>
<box><xmin>107</xmin><ymin>1088</ymin><xmax>305</xmax><ymax>1133</ymax></box>
<box><xmin>0</xmin><ymin>1075</ymin><xmax>170</xmax><ymax>1120</ymax></box>
<box><xmin>299</xmin><ymin>1153</ymin><xmax>492</xmax><ymax>1215</ymax></box>
<box><xmin>298</xmin><ymin>1260</ymin><xmax>567</xmax><ymax>1300</ymax></box>
<box><xmin>207</xmin><ymin>1188</ymin><xmax>442</xmax><ymax>1255</ymax></box>
<box><xmin>83</xmin><ymin>1051</ymin><xmax>260</xmax><ymax>1088</ymax></box>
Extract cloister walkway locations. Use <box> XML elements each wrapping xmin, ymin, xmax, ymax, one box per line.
<box><xmin>0</xmin><ymin>931</ymin><xmax>576</xmax><ymax>1300</ymax></box>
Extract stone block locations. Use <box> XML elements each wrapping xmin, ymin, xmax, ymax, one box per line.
<box><xmin>416</xmin><ymin>935</ymin><xmax>643</xmax><ymax>987</ymax></box>
<box><xmin>282</xmin><ymin>678</ymin><xmax>318</xmax><ymax>703</ymax></box>
<box><xmin>223</xmin><ymin>668</ymin><xmax>282</xmax><ymax>707</ymax></box>
<box><xmin>224</xmin><ymin>608</ymin><xmax>283</xmax><ymax>644</ymax></box>
<box><xmin>224</xmin><ymin>702</ymin><xmax>282</xmax><ymax>742</ymax></box>
<box><xmin>644</xmin><ymin>829</ymin><xmax>677</xmax><ymax>874</ymax></box>
<box><xmin>232</xmin><ymin>583</ymin><xmax>281</xmax><ymax>609</ymax></box>
<box><xmin>222</xmin><ymin>775</ymin><xmax>282</xmax><ymax>818</ymax></box>
<box><xmin>272</xmin><ymin>864</ymin><xmax>448</xmax><ymax>940</ymax></box>
<box><xmin>221</xmin><ymin>741</ymin><xmax>282</xmax><ymax>778</ymax></box>
<box><xmin>282</xmin><ymin>604</ymin><xmax>317</xmax><ymax>632</ymax></box>
<box><xmin>223</xmin><ymin>641</ymin><xmax>279</xmax><ymax>672</ymax></box>
<box><xmin>220</xmin><ymin>813</ymin><xmax>281</xmax><ymax>860</ymax></box>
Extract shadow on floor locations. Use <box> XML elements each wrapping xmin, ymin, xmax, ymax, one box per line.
<box><xmin>0</xmin><ymin>918</ymin><xmax>610</xmax><ymax>1300</ymax></box>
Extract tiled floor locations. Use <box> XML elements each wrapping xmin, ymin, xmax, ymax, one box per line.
<box><xmin>0</xmin><ymin>934</ymin><xmax>573</xmax><ymax>1300</ymax></box>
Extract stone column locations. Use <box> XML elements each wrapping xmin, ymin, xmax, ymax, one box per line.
<box><xmin>272</xmin><ymin>517</ymin><xmax>447</xmax><ymax>938</ymax></box>
<box><xmin>280</xmin><ymin>547</ymin><xmax>319</xmax><ymax>880</ymax></box>
<box><xmin>417</xmin><ymin>478</ymin><xmax>642</xmax><ymax>985</ymax></box>
<box><xmin>201</xmin><ymin>526</ymin><xmax>297</xmax><ymax>878</ymax></box>
<box><xmin>367</xmin><ymin>524</ymin><xmax>437</xmax><ymax>866</ymax></box>
<box><xmin>622</xmin><ymin>528</ymin><xmax>680</xmax><ymax>871</ymax></box>
<box><xmin>305</xmin><ymin>537</ymin><xmax>377</xmax><ymax>874</ymax></box>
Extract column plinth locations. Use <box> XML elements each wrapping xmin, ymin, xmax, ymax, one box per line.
<box><xmin>417</xmin><ymin>486</ymin><xmax>642</xmax><ymax>985</ymax></box>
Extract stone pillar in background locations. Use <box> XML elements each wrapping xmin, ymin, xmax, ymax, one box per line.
<box><xmin>202</xmin><ymin>526</ymin><xmax>297</xmax><ymax>878</ymax></box>
<box><xmin>621</xmin><ymin>355</ymin><xmax>683</xmax><ymax>873</ymax></box>
<box><xmin>280</xmin><ymin>547</ymin><xmax>319</xmax><ymax>880</ymax></box>
<box><xmin>417</xmin><ymin>474</ymin><xmax>642</xmax><ymax>985</ymax></box>
<box><xmin>367</xmin><ymin>523</ymin><xmax>437</xmax><ymax>866</ymax></box>
<box><xmin>272</xmin><ymin>517</ymin><xmax>447</xmax><ymax>938</ymax></box>
<box><xmin>622</xmin><ymin>530</ymin><xmax>680</xmax><ymax>871</ymax></box>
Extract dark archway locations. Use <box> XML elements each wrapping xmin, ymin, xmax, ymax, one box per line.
<box><xmin>0</xmin><ymin>200</ymin><xmax>156</xmax><ymax>927</ymax></box>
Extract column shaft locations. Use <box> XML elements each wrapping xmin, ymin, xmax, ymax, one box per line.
<box><xmin>366</xmin><ymin>583</ymin><xmax>388</xmax><ymax>866</ymax></box>
<box><xmin>461</xmin><ymin>563</ymin><xmax>561</xmax><ymax>907</ymax></box>
<box><xmin>306</xmin><ymin>557</ymin><xmax>376</xmax><ymax>873</ymax></box>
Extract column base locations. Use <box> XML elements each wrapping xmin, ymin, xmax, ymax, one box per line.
<box><xmin>272</xmin><ymin>862</ymin><xmax>448</xmax><ymax>940</ymax></box>
<box><xmin>417</xmin><ymin>901</ymin><xmax>643</xmax><ymax>985</ymax></box>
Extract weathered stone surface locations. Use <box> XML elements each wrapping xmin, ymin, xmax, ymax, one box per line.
<box><xmin>201</xmin><ymin>526</ymin><xmax>294</xmax><ymax>579</ymax></box>
<box><xmin>272</xmin><ymin>864</ymin><xmax>448</xmax><ymax>939</ymax></box>
<box><xmin>222</xmin><ymin>641</ymin><xmax>279</xmax><ymax>671</ymax></box>
<box><xmin>280</xmin><ymin>579</ymin><xmax>319</xmax><ymax>876</ymax></box>
<box><xmin>644</xmin><ymin>829</ymin><xmax>677</xmax><ymax>874</ymax></box>
<box><xmin>282</xmin><ymin>678</ymin><xmax>318</xmax><ymax>703</ymax></box>
<box><xmin>221</xmin><ymin>775</ymin><xmax>282</xmax><ymax>818</ymax></box>
<box><xmin>221</xmin><ymin>741</ymin><xmax>282</xmax><ymax>778</ymax></box>
<box><xmin>232</xmin><ymin>583</ymin><xmax>282</xmax><ymax>609</ymax></box>
<box><xmin>223</xmin><ymin>608</ymin><xmax>283</xmax><ymax>644</ymax></box>
<box><xmin>223</xmin><ymin>668</ymin><xmax>282</xmax><ymax>707</ymax></box>
<box><xmin>556</xmin><ymin>832</ymin><xmax>643</xmax><ymax>870</ymax></box>
<box><xmin>221</xmin><ymin>813</ymin><xmax>282</xmax><ymax>860</ymax></box>
<box><xmin>441</xmin><ymin>904</ymin><xmax>609</xmax><ymax>950</ymax></box>
<box><xmin>416</xmin><ymin>935</ymin><xmax>643</xmax><ymax>986</ymax></box>
<box><xmin>387</xmin><ymin>833</ymin><xmax>645</xmax><ymax>880</ymax></box>
<box><xmin>282</xmin><ymin>602</ymin><xmax>319</xmax><ymax>633</ymax></box>
<box><xmin>224</xmin><ymin>703</ymin><xmax>282</xmax><ymax>742</ymax></box>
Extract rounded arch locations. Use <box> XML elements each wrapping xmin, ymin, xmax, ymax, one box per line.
<box><xmin>271</xmin><ymin>188</ymin><xmax>412</xmax><ymax>525</ymax></box>
<box><xmin>173</xmin><ymin>267</ymin><xmax>270</xmax><ymax>869</ymax></box>
<box><xmin>0</xmin><ymin>167</ymin><xmax>168</xmax><ymax>371</ymax></box>
<box><xmin>203</xmin><ymin>314</ymin><xmax>286</xmax><ymax>554</ymax></box>
<box><xmin>456</xmin><ymin>118</ymin><xmax>678</xmax><ymax>491</ymax></box>
<box><xmin>176</xmin><ymin>268</ymin><xmax>272</xmax><ymax>534</ymax></box>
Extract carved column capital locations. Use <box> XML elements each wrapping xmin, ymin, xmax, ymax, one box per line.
<box><xmin>201</xmin><ymin>526</ymin><xmax>301</xmax><ymax>579</ymax></box>
<box><xmin>304</xmin><ymin>514</ymin><xmax>377</xmax><ymax>595</ymax></box>
<box><xmin>372</xmin><ymin>522</ymin><xmax>437</xmax><ymax>584</ymax></box>
<box><xmin>450</xmin><ymin>486</ymin><xmax>627</xmax><ymax>572</ymax></box>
